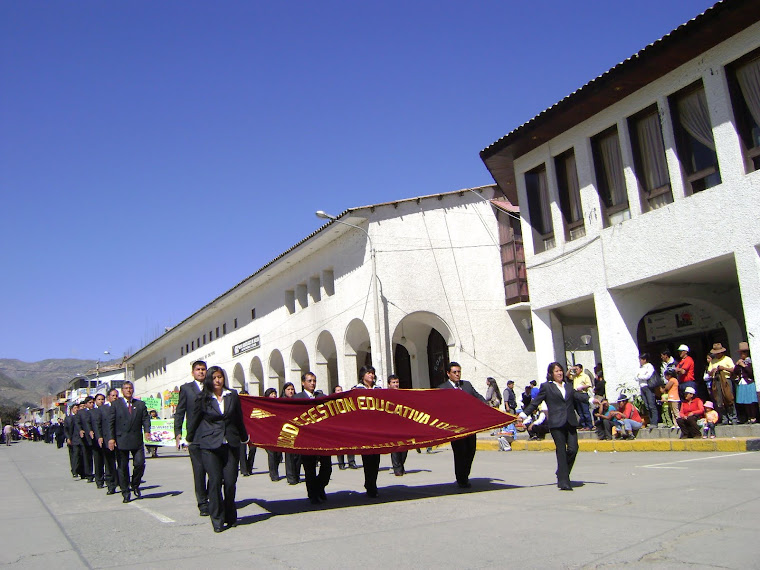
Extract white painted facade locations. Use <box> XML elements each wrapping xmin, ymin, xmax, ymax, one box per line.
<box><xmin>508</xmin><ymin>20</ymin><xmax>760</xmax><ymax>396</ymax></box>
<box><xmin>127</xmin><ymin>186</ymin><xmax>535</xmax><ymax>400</ymax></box>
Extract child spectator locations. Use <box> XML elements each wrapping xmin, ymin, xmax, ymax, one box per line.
<box><xmin>702</xmin><ymin>401</ymin><xmax>719</xmax><ymax>439</ymax></box>
<box><xmin>661</xmin><ymin>368</ymin><xmax>680</xmax><ymax>429</ymax></box>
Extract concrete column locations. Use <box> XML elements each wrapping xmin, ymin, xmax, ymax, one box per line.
<box><xmin>735</xmin><ymin>247</ymin><xmax>760</xmax><ymax>358</ymax></box>
<box><xmin>544</xmin><ymin>149</ymin><xmax>566</xmax><ymax>248</ymax></box>
<box><xmin>593</xmin><ymin>288</ymin><xmax>640</xmax><ymax>397</ymax></box>
<box><xmin>617</xmin><ymin>118</ymin><xmax>644</xmax><ymax>218</ymax></box>
<box><xmin>574</xmin><ymin>139</ymin><xmax>604</xmax><ymax>237</ymax></box>
<box><xmin>658</xmin><ymin>96</ymin><xmax>688</xmax><ymax>201</ymax></box>
<box><xmin>703</xmin><ymin>67</ymin><xmax>747</xmax><ymax>184</ymax></box>
<box><xmin>532</xmin><ymin>308</ymin><xmax>565</xmax><ymax>381</ymax></box>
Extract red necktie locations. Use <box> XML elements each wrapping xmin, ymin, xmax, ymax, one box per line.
<box><xmin>128</xmin><ymin>402</ymin><xmax>133</xmax><ymax>414</ymax></box>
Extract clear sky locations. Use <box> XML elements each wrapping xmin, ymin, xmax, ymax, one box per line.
<box><xmin>0</xmin><ymin>0</ymin><xmax>716</xmax><ymax>362</ymax></box>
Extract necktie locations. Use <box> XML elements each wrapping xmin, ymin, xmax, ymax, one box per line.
<box><xmin>127</xmin><ymin>402</ymin><xmax>133</xmax><ymax>414</ymax></box>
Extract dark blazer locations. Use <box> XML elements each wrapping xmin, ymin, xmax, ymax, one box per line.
<box><xmin>75</xmin><ymin>408</ymin><xmax>94</xmax><ymax>445</ymax></box>
<box><xmin>64</xmin><ymin>413</ymin><xmax>81</xmax><ymax>444</ymax></box>
<box><xmin>90</xmin><ymin>405</ymin><xmax>108</xmax><ymax>442</ymax></box>
<box><xmin>107</xmin><ymin>398</ymin><xmax>150</xmax><ymax>450</ymax></box>
<box><xmin>174</xmin><ymin>380</ymin><xmax>203</xmax><ymax>439</ymax></box>
<box><xmin>294</xmin><ymin>390</ymin><xmax>325</xmax><ymax>400</ymax></box>
<box><xmin>523</xmin><ymin>381</ymin><xmax>588</xmax><ymax>429</ymax></box>
<box><xmin>186</xmin><ymin>390</ymin><xmax>248</xmax><ymax>450</ymax></box>
<box><xmin>437</xmin><ymin>379</ymin><xmax>487</xmax><ymax>403</ymax></box>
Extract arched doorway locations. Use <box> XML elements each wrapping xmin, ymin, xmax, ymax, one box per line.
<box><xmin>290</xmin><ymin>340</ymin><xmax>310</xmax><ymax>385</ymax></box>
<box><xmin>345</xmin><ymin>318</ymin><xmax>372</xmax><ymax>385</ymax></box>
<box><xmin>427</xmin><ymin>328</ymin><xmax>449</xmax><ymax>389</ymax></box>
<box><xmin>268</xmin><ymin>350</ymin><xmax>285</xmax><ymax>392</ymax></box>
<box><xmin>249</xmin><ymin>357</ymin><xmax>264</xmax><ymax>396</ymax></box>
<box><xmin>316</xmin><ymin>331</ymin><xmax>339</xmax><ymax>393</ymax></box>
<box><xmin>231</xmin><ymin>362</ymin><xmax>245</xmax><ymax>391</ymax></box>
<box><xmin>394</xmin><ymin>344</ymin><xmax>412</xmax><ymax>389</ymax></box>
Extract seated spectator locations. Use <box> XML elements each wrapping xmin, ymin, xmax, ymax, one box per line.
<box><xmin>593</xmin><ymin>398</ymin><xmax>616</xmax><ymax>440</ymax></box>
<box><xmin>497</xmin><ymin>423</ymin><xmax>516</xmax><ymax>451</ymax></box>
<box><xmin>613</xmin><ymin>394</ymin><xmax>642</xmax><ymax>439</ymax></box>
<box><xmin>702</xmin><ymin>401</ymin><xmax>719</xmax><ymax>439</ymax></box>
<box><xmin>523</xmin><ymin>403</ymin><xmax>549</xmax><ymax>440</ymax></box>
<box><xmin>676</xmin><ymin>386</ymin><xmax>704</xmax><ymax>439</ymax></box>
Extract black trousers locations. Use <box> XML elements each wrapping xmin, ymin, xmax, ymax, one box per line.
<box><xmin>103</xmin><ymin>447</ymin><xmax>117</xmax><ymax>492</ymax></box>
<box><xmin>337</xmin><ymin>454</ymin><xmax>357</xmax><ymax>466</ymax></box>
<box><xmin>595</xmin><ymin>418</ymin><xmax>613</xmax><ymax>440</ymax></box>
<box><xmin>362</xmin><ymin>454</ymin><xmax>381</xmax><ymax>493</ymax></box>
<box><xmin>451</xmin><ymin>434</ymin><xmax>477</xmax><ymax>485</ymax></box>
<box><xmin>201</xmin><ymin>444</ymin><xmax>239</xmax><ymax>528</ymax></box>
<box><xmin>187</xmin><ymin>443</ymin><xmax>209</xmax><ymax>509</ymax></box>
<box><xmin>92</xmin><ymin>443</ymin><xmax>106</xmax><ymax>485</ymax></box>
<box><xmin>285</xmin><ymin>453</ymin><xmax>301</xmax><ymax>484</ymax></box>
<box><xmin>302</xmin><ymin>455</ymin><xmax>332</xmax><ymax>499</ymax></box>
<box><xmin>81</xmin><ymin>443</ymin><xmax>94</xmax><ymax>479</ymax></box>
<box><xmin>116</xmin><ymin>445</ymin><xmax>146</xmax><ymax>496</ymax></box>
<box><xmin>550</xmin><ymin>423</ymin><xmax>578</xmax><ymax>488</ymax></box>
<box><xmin>267</xmin><ymin>450</ymin><xmax>282</xmax><ymax>480</ymax></box>
<box><xmin>68</xmin><ymin>443</ymin><xmax>82</xmax><ymax>477</ymax></box>
<box><xmin>391</xmin><ymin>451</ymin><xmax>408</xmax><ymax>474</ymax></box>
<box><xmin>239</xmin><ymin>443</ymin><xmax>256</xmax><ymax>474</ymax></box>
<box><xmin>676</xmin><ymin>415</ymin><xmax>701</xmax><ymax>438</ymax></box>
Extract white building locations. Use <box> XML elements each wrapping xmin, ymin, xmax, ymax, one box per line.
<box><xmin>480</xmin><ymin>0</ymin><xmax>760</xmax><ymax>395</ymax></box>
<box><xmin>127</xmin><ymin>186</ymin><xmax>535</xmax><ymax>400</ymax></box>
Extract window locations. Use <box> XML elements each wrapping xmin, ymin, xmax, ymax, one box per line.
<box><xmin>629</xmin><ymin>106</ymin><xmax>672</xmax><ymax>210</ymax></box>
<box><xmin>285</xmin><ymin>290</ymin><xmax>295</xmax><ymax>314</ymax></box>
<box><xmin>186</xmin><ymin>343</ymin><xmax>189</xmax><ymax>353</ymax></box>
<box><xmin>554</xmin><ymin>149</ymin><xmax>585</xmax><ymax>240</ymax></box>
<box><xmin>203</xmin><ymin>334</ymin><xmax>206</xmax><ymax>344</ymax></box>
<box><xmin>222</xmin><ymin>323</ymin><xmax>227</xmax><ymax>335</ymax></box>
<box><xmin>669</xmin><ymin>82</ymin><xmax>721</xmax><ymax>193</ymax></box>
<box><xmin>727</xmin><ymin>49</ymin><xmax>760</xmax><ymax>172</ymax></box>
<box><xmin>322</xmin><ymin>269</ymin><xmax>335</xmax><ymax>296</ymax></box>
<box><xmin>208</xmin><ymin>330</ymin><xmax>212</xmax><ymax>342</ymax></box>
<box><xmin>216</xmin><ymin>327</ymin><xmax>219</xmax><ymax>338</ymax></box>
<box><xmin>234</xmin><ymin>318</ymin><xmax>238</xmax><ymax>329</ymax></box>
<box><xmin>251</xmin><ymin>308</ymin><xmax>256</xmax><ymax>320</ymax></box>
<box><xmin>497</xmin><ymin>209</ymin><xmax>528</xmax><ymax>305</ymax></box>
<box><xmin>524</xmin><ymin>164</ymin><xmax>554</xmax><ymax>252</ymax></box>
<box><xmin>591</xmin><ymin>126</ymin><xmax>630</xmax><ymax>225</ymax></box>
<box><xmin>181</xmin><ymin>346</ymin><xmax>184</xmax><ymax>356</ymax></box>
<box><xmin>197</xmin><ymin>337</ymin><xmax>201</xmax><ymax>347</ymax></box>
<box><xmin>296</xmin><ymin>283</ymin><xmax>308</xmax><ymax>309</ymax></box>
<box><xmin>191</xmin><ymin>341</ymin><xmax>195</xmax><ymax>350</ymax></box>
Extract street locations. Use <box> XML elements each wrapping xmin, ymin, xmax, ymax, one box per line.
<box><xmin>2</xmin><ymin>441</ymin><xmax>759</xmax><ymax>569</ymax></box>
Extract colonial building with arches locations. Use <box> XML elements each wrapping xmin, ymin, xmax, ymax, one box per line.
<box><xmin>481</xmin><ymin>0</ymin><xmax>760</xmax><ymax>396</ymax></box>
<box><xmin>126</xmin><ymin>185</ymin><xmax>535</xmax><ymax>400</ymax></box>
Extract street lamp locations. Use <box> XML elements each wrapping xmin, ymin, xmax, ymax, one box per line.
<box><xmin>316</xmin><ymin>210</ymin><xmax>384</xmax><ymax>381</ymax></box>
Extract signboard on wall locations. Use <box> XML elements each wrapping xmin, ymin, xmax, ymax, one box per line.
<box><xmin>644</xmin><ymin>304</ymin><xmax>719</xmax><ymax>343</ymax></box>
<box><xmin>232</xmin><ymin>335</ymin><xmax>260</xmax><ymax>357</ymax></box>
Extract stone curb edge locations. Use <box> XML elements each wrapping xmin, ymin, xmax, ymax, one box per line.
<box><xmin>476</xmin><ymin>437</ymin><xmax>760</xmax><ymax>452</ymax></box>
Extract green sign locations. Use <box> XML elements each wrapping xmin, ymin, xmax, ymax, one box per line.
<box><xmin>143</xmin><ymin>397</ymin><xmax>161</xmax><ymax>411</ymax></box>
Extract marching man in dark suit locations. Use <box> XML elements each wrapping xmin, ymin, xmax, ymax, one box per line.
<box><xmin>102</xmin><ymin>388</ymin><xmax>119</xmax><ymax>494</ymax></box>
<box><xmin>437</xmin><ymin>362</ymin><xmax>487</xmax><ymax>488</ymax></box>
<box><xmin>90</xmin><ymin>393</ymin><xmax>108</xmax><ymax>489</ymax></box>
<box><xmin>295</xmin><ymin>371</ymin><xmax>332</xmax><ymax>504</ymax></box>
<box><xmin>174</xmin><ymin>360</ymin><xmax>210</xmax><ymax>517</ymax></box>
<box><xmin>107</xmin><ymin>381</ymin><xmax>151</xmax><ymax>503</ymax></box>
<box><xmin>64</xmin><ymin>403</ymin><xmax>83</xmax><ymax>479</ymax></box>
<box><xmin>520</xmin><ymin>362</ymin><xmax>589</xmax><ymax>491</ymax></box>
<box><xmin>76</xmin><ymin>397</ymin><xmax>96</xmax><ymax>482</ymax></box>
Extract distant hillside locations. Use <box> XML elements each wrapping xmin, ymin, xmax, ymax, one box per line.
<box><xmin>0</xmin><ymin>358</ymin><xmax>108</xmax><ymax>407</ymax></box>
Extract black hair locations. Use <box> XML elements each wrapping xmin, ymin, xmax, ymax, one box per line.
<box><xmin>191</xmin><ymin>360</ymin><xmax>207</xmax><ymax>370</ymax></box>
<box><xmin>264</xmin><ymin>387</ymin><xmax>278</xmax><ymax>398</ymax></box>
<box><xmin>280</xmin><ymin>382</ymin><xmax>295</xmax><ymax>398</ymax></box>
<box><xmin>203</xmin><ymin>366</ymin><xmax>228</xmax><ymax>393</ymax></box>
<box><xmin>358</xmin><ymin>365</ymin><xmax>376</xmax><ymax>383</ymax></box>
<box><xmin>446</xmin><ymin>361</ymin><xmax>461</xmax><ymax>373</ymax></box>
<box><xmin>546</xmin><ymin>362</ymin><xmax>565</xmax><ymax>382</ymax></box>
<box><xmin>660</xmin><ymin>348</ymin><xmax>671</xmax><ymax>357</ymax></box>
<box><xmin>301</xmin><ymin>371</ymin><xmax>316</xmax><ymax>383</ymax></box>
<box><xmin>388</xmin><ymin>374</ymin><xmax>399</xmax><ymax>381</ymax></box>
<box><xmin>639</xmin><ymin>353</ymin><xmax>649</xmax><ymax>362</ymax></box>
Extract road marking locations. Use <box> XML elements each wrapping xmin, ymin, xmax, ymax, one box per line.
<box><xmin>130</xmin><ymin>502</ymin><xmax>175</xmax><ymax>523</ymax></box>
<box><xmin>640</xmin><ymin>452</ymin><xmax>753</xmax><ymax>469</ymax></box>
<box><xmin>740</xmin><ymin>468</ymin><xmax>760</xmax><ymax>471</ymax></box>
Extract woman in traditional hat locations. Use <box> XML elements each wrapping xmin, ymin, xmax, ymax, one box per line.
<box><xmin>707</xmin><ymin>343</ymin><xmax>737</xmax><ymax>424</ymax></box>
<box><xmin>732</xmin><ymin>342</ymin><xmax>757</xmax><ymax>423</ymax></box>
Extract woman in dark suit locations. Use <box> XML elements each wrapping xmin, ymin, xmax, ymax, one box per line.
<box><xmin>280</xmin><ymin>382</ymin><xmax>301</xmax><ymax>485</ymax></box>
<box><xmin>520</xmin><ymin>362</ymin><xmax>588</xmax><ymax>491</ymax></box>
<box><xmin>352</xmin><ymin>365</ymin><xmax>382</xmax><ymax>497</ymax></box>
<box><xmin>263</xmin><ymin>388</ymin><xmax>283</xmax><ymax>481</ymax></box>
<box><xmin>186</xmin><ymin>366</ymin><xmax>249</xmax><ymax>532</ymax></box>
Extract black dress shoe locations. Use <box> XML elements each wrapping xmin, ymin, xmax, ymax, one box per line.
<box><xmin>242</xmin><ymin>472</ymin><xmax>251</xmax><ymax>477</ymax></box>
<box><xmin>86</xmin><ymin>477</ymin><xmax>95</xmax><ymax>483</ymax></box>
<box><xmin>96</xmin><ymin>483</ymin><xmax>104</xmax><ymax>489</ymax></box>
<box><xmin>558</xmin><ymin>484</ymin><xmax>573</xmax><ymax>491</ymax></box>
<box><xmin>122</xmin><ymin>494</ymin><xmax>131</xmax><ymax>503</ymax></box>
<box><xmin>309</xmin><ymin>497</ymin><xmax>322</xmax><ymax>505</ymax></box>
<box><xmin>106</xmin><ymin>489</ymin><xmax>116</xmax><ymax>495</ymax></box>
<box><xmin>457</xmin><ymin>481</ymin><xmax>472</xmax><ymax>489</ymax></box>
<box><xmin>348</xmin><ymin>462</ymin><xmax>359</xmax><ymax>469</ymax></box>
<box><xmin>366</xmin><ymin>488</ymin><xmax>378</xmax><ymax>498</ymax></box>
<box><xmin>319</xmin><ymin>489</ymin><xmax>327</xmax><ymax>501</ymax></box>
<box><xmin>288</xmin><ymin>480</ymin><xmax>300</xmax><ymax>485</ymax></box>
<box><xmin>338</xmin><ymin>464</ymin><xmax>347</xmax><ymax>470</ymax></box>
<box><xmin>213</xmin><ymin>525</ymin><xmax>224</xmax><ymax>533</ymax></box>
<box><xmin>132</xmin><ymin>487</ymin><xmax>142</xmax><ymax>499</ymax></box>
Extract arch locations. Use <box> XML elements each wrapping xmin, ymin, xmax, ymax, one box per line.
<box><xmin>249</xmin><ymin>356</ymin><xmax>264</xmax><ymax>396</ymax></box>
<box><xmin>268</xmin><ymin>349</ymin><xmax>285</xmax><ymax>392</ymax></box>
<box><xmin>316</xmin><ymin>330</ymin><xmax>339</xmax><ymax>393</ymax></box>
<box><xmin>344</xmin><ymin>318</ymin><xmax>372</xmax><ymax>383</ymax></box>
<box><xmin>389</xmin><ymin>312</ymin><xmax>455</xmax><ymax>388</ymax></box>
<box><xmin>290</xmin><ymin>340</ymin><xmax>311</xmax><ymax>384</ymax></box>
<box><xmin>231</xmin><ymin>362</ymin><xmax>245</xmax><ymax>391</ymax></box>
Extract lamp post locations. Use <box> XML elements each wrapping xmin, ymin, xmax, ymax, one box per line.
<box><xmin>316</xmin><ymin>210</ymin><xmax>384</xmax><ymax>381</ymax></box>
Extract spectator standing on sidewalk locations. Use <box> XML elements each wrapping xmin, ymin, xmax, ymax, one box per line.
<box><xmin>636</xmin><ymin>353</ymin><xmax>659</xmax><ymax>427</ymax></box>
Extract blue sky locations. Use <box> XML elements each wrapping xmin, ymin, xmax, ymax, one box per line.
<box><xmin>0</xmin><ymin>1</ymin><xmax>716</xmax><ymax>362</ymax></box>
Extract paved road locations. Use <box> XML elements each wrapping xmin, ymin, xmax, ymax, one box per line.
<box><xmin>2</xmin><ymin>440</ymin><xmax>759</xmax><ymax>569</ymax></box>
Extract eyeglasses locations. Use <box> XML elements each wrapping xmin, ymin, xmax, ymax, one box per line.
<box><xmin>449</xmin><ymin>370</ymin><xmax>461</xmax><ymax>374</ymax></box>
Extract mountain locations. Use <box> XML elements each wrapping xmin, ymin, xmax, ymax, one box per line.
<box><xmin>0</xmin><ymin>358</ymin><xmax>105</xmax><ymax>407</ymax></box>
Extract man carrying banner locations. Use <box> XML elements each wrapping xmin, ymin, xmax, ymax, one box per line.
<box><xmin>388</xmin><ymin>375</ymin><xmax>408</xmax><ymax>476</ymax></box>
<box><xmin>437</xmin><ymin>362</ymin><xmax>486</xmax><ymax>488</ymax></box>
<box><xmin>295</xmin><ymin>372</ymin><xmax>332</xmax><ymax>504</ymax></box>
<box><xmin>175</xmin><ymin>360</ymin><xmax>210</xmax><ymax>516</ymax></box>
<box><xmin>353</xmin><ymin>365</ymin><xmax>384</xmax><ymax>497</ymax></box>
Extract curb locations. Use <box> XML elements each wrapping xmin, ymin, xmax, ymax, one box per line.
<box><xmin>476</xmin><ymin>437</ymin><xmax>760</xmax><ymax>452</ymax></box>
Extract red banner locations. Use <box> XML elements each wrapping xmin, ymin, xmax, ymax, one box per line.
<box><xmin>240</xmin><ymin>389</ymin><xmax>516</xmax><ymax>455</ymax></box>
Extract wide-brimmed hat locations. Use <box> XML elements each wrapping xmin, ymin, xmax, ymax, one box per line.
<box><xmin>617</xmin><ymin>394</ymin><xmax>628</xmax><ymax>402</ymax></box>
<box><xmin>704</xmin><ymin>401</ymin><xmax>714</xmax><ymax>409</ymax></box>
<box><xmin>677</xmin><ymin>344</ymin><xmax>690</xmax><ymax>352</ymax></box>
<box><xmin>710</xmin><ymin>343</ymin><xmax>727</xmax><ymax>356</ymax></box>
<box><xmin>684</xmin><ymin>386</ymin><xmax>696</xmax><ymax>395</ymax></box>
<box><xmin>738</xmin><ymin>341</ymin><xmax>750</xmax><ymax>352</ymax></box>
